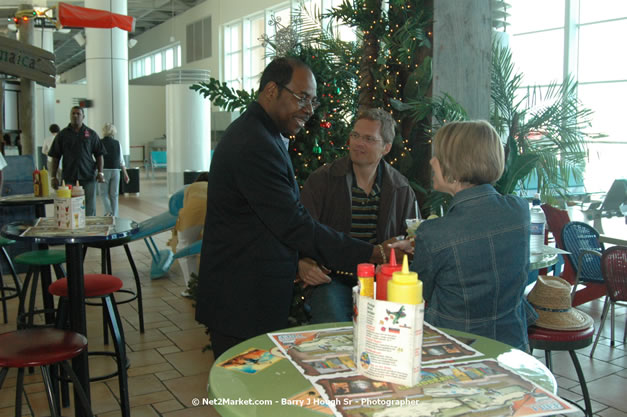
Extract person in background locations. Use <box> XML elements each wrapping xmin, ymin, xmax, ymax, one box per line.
<box><xmin>48</xmin><ymin>106</ymin><xmax>105</xmax><ymax>216</ymax></box>
<box><xmin>15</xmin><ymin>131</ymin><xmax>22</xmax><ymax>155</ymax></box>
<box><xmin>42</xmin><ymin>124</ymin><xmax>60</xmax><ymax>170</ymax></box>
<box><xmin>99</xmin><ymin>123</ymin><xmax>129</xmax><ymax>216</ymax></box>
<box><xmin>195</xmin><ymin>57</ymin><xmax>398</xmax><ymax>358</ymax></box>
<box><xmin>168</xmin><ymin>172</ymin><xmax>208</xmax><ymax>297</ymax></box>
<box><xmin>1</xmin><ymin>133</ymin><xmax>11</xmax><ymax>156</ymax></box>
<box><xmin>391</xmin><ymin>120</ymin><xmax>536</xmax><ymax>350</ymax></box>
<box><xmin>299</xmin><ymin>108</ymin><xmax>418</xmax><ymax>323</ymax></box>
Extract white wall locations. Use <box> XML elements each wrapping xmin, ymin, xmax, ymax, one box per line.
<box><xmin>54</xmin><ymin>84</ymin><xmax>165</xmax><ymax>153</ymax></box>
<box><xmin>129</xmin><ymin>86</ymin><xmax>166</xmax><ymax>149</ymax></box>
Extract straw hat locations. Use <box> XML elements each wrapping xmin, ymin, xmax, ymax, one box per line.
<box><xmin>527</xmin><ymin>276</ymin><xmax>594</xmax><ymax>331</ymax></box>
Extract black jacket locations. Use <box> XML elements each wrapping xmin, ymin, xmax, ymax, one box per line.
<box><xmin>195</xmin><ymin>102</ymin><xmax>373</xmax><ymax>338</ymax></box>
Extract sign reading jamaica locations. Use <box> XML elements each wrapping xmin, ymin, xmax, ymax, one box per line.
<box><xmin>0</xmin><ymin>36</ymin><xmax>56</xmax><ymax>88</ymax></box>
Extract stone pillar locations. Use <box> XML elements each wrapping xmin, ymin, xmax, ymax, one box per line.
<box><xmin>165</xmin><ymin>70</ymin><xmax>212</xmax><ymax>195</ymax></box>
<box><xmin>85</xmin><ymin>0</ymin><xmax>130</xmax><ymax>164</ymax></box>
<box><xmin>432</xmin><ymin>0</ymin><xmax>492</xmax><ymax>120</ymax></box>
<box><xmin>33</xmin><ymin>27</ymin><xmax>55</xmax><ymax>167</ymax></box>
<box><xmin>17</xmin><ymin>8</ymin><xmax>35</xmax><ymax>155</ymax></box>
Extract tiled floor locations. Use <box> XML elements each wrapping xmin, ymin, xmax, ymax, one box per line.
<box><xmin>0</xmin><ymin>174</ymin><xmax>625</xmax><ymax>416</ymax></box>
<box><xmin>0</xmin><ymin>174</ymin><xmax>219</xmax><ymax>417</ymax></box>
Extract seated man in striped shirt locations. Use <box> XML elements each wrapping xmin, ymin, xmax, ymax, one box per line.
<box><xmin>299</xmin><ymin>108</ymin><xmax>418</xmax><ymax>323</ymax></box>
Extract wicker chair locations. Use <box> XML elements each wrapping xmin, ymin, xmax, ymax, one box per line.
<box><xmin>561</xmin><ymin>221</ymin><xmax>607</xmax><ymax>306</ymax></box>
<box><xmin>590</xmin><ymin>245</ymin><xmax>627</xmax><ymax>357</ymax></box>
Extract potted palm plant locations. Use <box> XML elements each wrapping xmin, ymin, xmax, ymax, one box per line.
<box><xmin>490</xmin><ymin>43</ymin><xmax>594</xmax><ymax>203</ymax></box>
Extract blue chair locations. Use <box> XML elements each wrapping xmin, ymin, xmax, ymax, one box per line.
<box><xmin>561</xmin><ymin>221</ymin><xmax>606</xmax><ymax>303</ymax></box>
<box><xmin>131</xmin><ymin>186</ymin><xmax>186</xmax><ymax>279</ymax></box>
<box><xmin>147</xmin><ymin>150</ymin><xmax>167</xmax><ymax>179</ymax></box>
<box><xmin>172</xmin><ymin>239</ymin><xmax>202</xmax><ymax>261</ymax></box>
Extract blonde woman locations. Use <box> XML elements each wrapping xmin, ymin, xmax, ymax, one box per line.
<box><xmin>392</xmin><ymin>120</ymin><xmax>536</xmax><ymax>350</ymax></box>
<box><xmin>99</xmin><ymin>123</ymin><xmax>129</xmax><ymax>216</ymax></box>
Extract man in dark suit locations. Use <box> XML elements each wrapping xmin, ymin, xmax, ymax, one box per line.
<box><xmin>195</xmin><ymin>57</ymin><xmax>394</xmax><ymax>358</ymax></box>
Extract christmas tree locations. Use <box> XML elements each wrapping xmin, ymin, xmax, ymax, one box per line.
<box><xmin>192</xmin><ymin>0</ymin><xmax>447</xmax><ymax>208</ymax></box>
<box><xmin>191</xmin><ymin>0</ymin><xmax>448</xmax><ymax>325</ymax></box>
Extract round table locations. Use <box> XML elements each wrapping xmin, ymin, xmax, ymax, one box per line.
<box><xmin>209</xmin><ymin>323</ymin><xmax>558</xmax><ymax>417</ymax></box>
<box><xmin>529</xmin><ymin>247</ymin><xmax>560</xmax><ymax>271</ymax></box>
<box><xmin>1</xmin><ymin>217</ymin><xmax>138</xmax><ymax>417</ymax></box>
<box><xmin>0</xmin><ymin>194</ymin><xmax>54</xmax><ymax>218</ymax></box>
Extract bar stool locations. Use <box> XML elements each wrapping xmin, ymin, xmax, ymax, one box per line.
<box><xmin>0</xmin><ymin>237</ymin><xmax>21</xmax><ymax>323</ymax></box>
<box><xmin>0</xmin><ymin>328</ymin><xmax>94</xmax><ymax>417</ymax></box>
<box><xmin>49</xmin><ymin>273</ymin><xmax>130</xmax><ymax>417</ymax></box>
<box><xmin>14</xmin><ymin>249</ymin><xmax>66</xmax><ymax>328</ymax></box>
<box><xmin>84</xmin><ymin>239</ymin><xmax>144</xmax><ymax>339</ymax></box>
<box><xmin>528</xmin><ymin>325</ymin><xmax>595</xmax><ymax>417</ymax></box>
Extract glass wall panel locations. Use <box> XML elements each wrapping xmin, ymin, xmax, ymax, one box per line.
<box><xmin>578</xmin><ymin>20</ymin><xmax>627</xmax><ymax>82</ymax></box>
<box><xmin>580</xmin><ymin>0</ymin><xmax>627</xmax><ymax>24</ymax></box>
<box><xmin>510</xmin><ymin>30</ymin><xmax>564</xmax><ymax>85</ymax></box>
<box><xmin>508</xmin><ymin>0</ymin><xmax>565</xmax><ymax>33</ymax></box>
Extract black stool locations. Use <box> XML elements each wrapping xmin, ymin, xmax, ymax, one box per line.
<box><xmin>0</xmin><ymin>237</ymin><xmax>21</xmax><ymax>323</ymax></box>
<box><xmin>14</xmin><ymin>249</ymin><xmax>66</xmax><ymax>328</ymax></box>
<box><xmin>0</xmin><ymin>328</ymin><xmax>94</xmax><ymax>417</ymax></box>
<box><xmin>50</xmin><ymin>273</ymin><xmax>130</xmax><ymax>417</ymax></box>
<box><xmin>84</xmin><ymin>239</ymin><xmax>144</xmax><ymax>340</ymax></box>
<box><xmin>528</xmin><ymin>325</ymin><xmax>595</xmax><ymax>417</ymax></box>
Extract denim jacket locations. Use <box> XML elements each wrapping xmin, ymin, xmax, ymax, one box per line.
<box><xmin>411</xmin><ymin>184</ymin><xmax>537</xmax><ymax>350</ymax></box>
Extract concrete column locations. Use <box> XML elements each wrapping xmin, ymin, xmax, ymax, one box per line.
<box><xmin>85</xmin><ymin>0</ymin><xmax>130</xmax><ymax>164</ymax></box>
<box><xmin>33</xmin><ymin>27</ymin><xmax>55</xmax><ymax>167</ymax></box>
<box><xmin>432</xmin><ymin>0</ymin><xmax>492</xmax><ymax>120</ymax></box>
<box><xmin>17</xmin><ymin>9</ymin><xmax>35</xmax><ymax>155</ymax></box>
<box><xmin>165</xmin><ymin>70</ymin><xmax>212</xmax><ymax>195</ymax></box>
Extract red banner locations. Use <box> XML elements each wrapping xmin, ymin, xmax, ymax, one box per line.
<box><xmin>57</xmin><ymin>2</ymin><xmax>135</xmax><ymax>32</ymax></box>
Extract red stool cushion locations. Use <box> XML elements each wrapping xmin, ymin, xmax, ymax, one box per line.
<box><xmin>528</xmin><ymin>325</ymin><xmax>594</xmax><ymax>351</ymax></box>
<box><xmin>49</xmin><ymin>274</ymin><xmax>123</xmax><ymax>297</ymax></box>
<box><xmin>0</xmin><ymin>328</ymin><xmax>87</xmax><ymax>368</ymax></box>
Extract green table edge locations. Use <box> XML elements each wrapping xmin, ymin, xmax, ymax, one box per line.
<box><xmin>208</xmin><ymin>322</ymin><xmax>557</xmax><ymax>417</ymax></box>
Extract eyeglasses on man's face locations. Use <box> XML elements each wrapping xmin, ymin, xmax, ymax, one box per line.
<box><xmin>278</xmin><ymin>84</ymin><xmax>320</xmax><ymax>110</ymax></box>
<box><xmin>348</xmin><ymin>131</ymin><xmax>383</xmax><ymax>145</ymax></box>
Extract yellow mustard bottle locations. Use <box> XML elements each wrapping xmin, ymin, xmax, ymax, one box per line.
<box><xmin>387</xmin><ymin>255</ymin><xmax>423</xmax><ymax>304</ymax></box>
<box><xmin>57</xmin><ymin>182</ymin><xmax>71</xmax><ymax>198</ymax></box>
<box><xmin>39</xmin><ymin>168</ymin><xmax>50</xmax><ymax>197</ymax></box>
<box><xmin>357</xmin><ymin>263</ymin><xmax>375</xmax><ymax>298</ymax></box>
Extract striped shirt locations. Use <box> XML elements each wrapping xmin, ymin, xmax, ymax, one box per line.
<box><xmin>350</xmin><ymin>166</ymin><xmax>382</xmax><ymax>244</ymax></box>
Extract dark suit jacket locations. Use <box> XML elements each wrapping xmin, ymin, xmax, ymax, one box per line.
<box><xmin>195</xmin><ymin>102</ymin><xmax>373</xmax><ymax>339</ymax></box>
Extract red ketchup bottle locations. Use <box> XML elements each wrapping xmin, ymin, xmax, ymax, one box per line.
<box><xmin>376</xmin><ymin>248</ymin><xmax>402</xmax><ymax>301</ymax></box>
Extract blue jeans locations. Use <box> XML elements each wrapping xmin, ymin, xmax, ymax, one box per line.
<box><xmin>307</xmin><ymin>279</ymin><xmax>355</xmax><ymax>323</ymax></box>
<box><xmin>82</xmin><ymin>180</ymin><xmax>97</xmax><ymax>216</ymax></box>
<box><xmin>98</xmin><ymin>169</ymin><xmax>121</xmax><ymax>216</ymax></box>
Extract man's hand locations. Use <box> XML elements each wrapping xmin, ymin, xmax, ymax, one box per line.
<box><xmin>380</xmin><ymin>237</ymin><xmax>413</xmax><ymax>263</ymax></box>
<box><xmin>124</xmin><ymin>173</ymin><xmax>130</xmax><ymax>184</ymax></box>
<box><xmin>51</xmin><ymin>177</ymin><xmax>59</xmax><ymax>190</ymax></box>
<box><xmin>96</xmin><ymin>172</ymin><xmax>105</xmax><ymax>183</ymax></box>
<box><xmin>297</xmin><ymin>258</ymin><xmax>332</xmax><ymax>287</ymax></box>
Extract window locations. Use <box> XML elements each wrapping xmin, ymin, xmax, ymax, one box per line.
<box><xmin>165</xmin><ymin>48</ymin><xmax>174</xmax><ymax>70</ymax></box>
<box><xmin>222</xmin><ymin>1</ymin><xmax>357</xmax><ymax>91</ymax></box>
<box><xmin>508</xmin><ymin>0</ymin><xmax>627</xmax><ymax>193</ymax></box>
<box><xmin>143</xmin><ymin>56</ymin><xmax>152</xmax><ymax>76</ymax></box>
<box><xmin>129</xmin><ymin>43</ymin><xmax>182</xmax><ymax>80</ymax></box>
<box><xmin>154</xmin><ymin>53</ymin><xmax>162</xmax><ymax>73</ymax></box>
<box><xmin>224</xmin><ymin>22</ymin><xmax>243</xmax><ymax>89</ymax></box>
